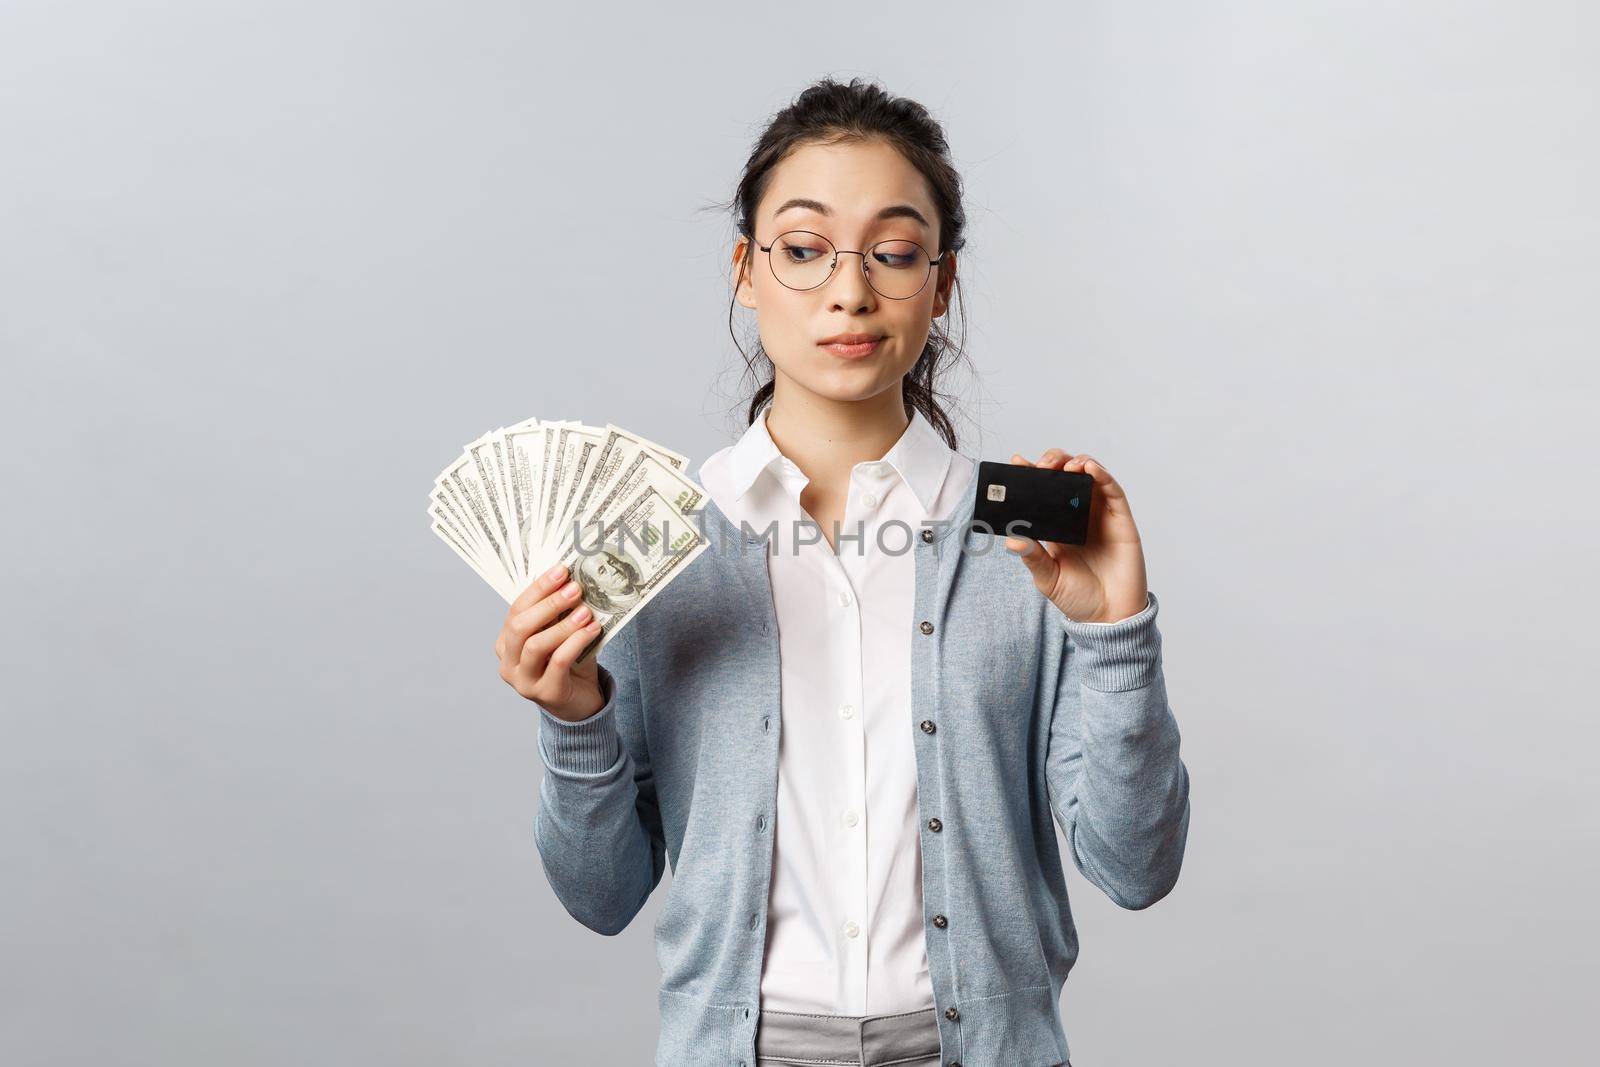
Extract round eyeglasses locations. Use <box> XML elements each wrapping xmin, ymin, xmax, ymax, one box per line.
<box><xmin>753</xmin><ymin>229</ymin><xmax>947</xmax><ymax>301</ymax></box>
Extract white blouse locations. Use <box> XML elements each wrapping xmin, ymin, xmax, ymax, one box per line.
<box><xmin>696</xmin><ymin>407</ymin><xmax>975</xmax><ymax>1016</ymax></box>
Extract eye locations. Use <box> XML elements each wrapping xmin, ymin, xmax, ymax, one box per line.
<box><xmin>871</xmin><ymin>240</ymin><xmax>924</xmax><ymax>269</ymax></box>
<box><xmin>777</xmin><ymin>238</ymin><xmax>828</xmax><ymax>264</ymax></box>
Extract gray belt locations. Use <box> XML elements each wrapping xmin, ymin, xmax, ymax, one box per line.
<box><xmin>753</xmin><ymin>1006</ymin><xmax>943</xmax><ymax>1066</ymax></box>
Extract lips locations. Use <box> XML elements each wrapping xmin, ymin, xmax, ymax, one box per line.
<box><xmin>819</xmin><ymin>336</ymin><xmax>883</xmax><ymax>359</ymax></box>
<box><xmin>818</xmin><ymin>332</ymin><xmax>886</xmax><ymax>360</ymax></box>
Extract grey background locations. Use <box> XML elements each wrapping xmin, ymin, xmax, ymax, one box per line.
<box><xmin>2</xmin><ymin>2</ymin><xmax>1594</xmax><ymax>1064</ymax></box>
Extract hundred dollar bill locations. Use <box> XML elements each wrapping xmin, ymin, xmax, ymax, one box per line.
<box><xmin>430</xmin><ymin>418</ymin><xmax>706</xmax><ymax>640</ymax></box>
<box><xmin>560</xmin><ymin>423</ymin><xmax>689</xmax><ymax>548</ymax></box>
<box><xmin>432</xmin><ymin>519</ymin><xmax>515</xmax><ymax>602</ymax></box>
<box><xmin>546</xmin><ymin>446</ymin><xmax>703</xmax><ymax>564</ymax></box>
<box><xmin>443</xmin><ymin>450</ymin><xmax>518</xmax><ymax>583</ymax></box>
<box><xmin>547</xmin><ymin>469</ymin><xmax>710</xmax><ymax>661</ymax></box>
<box><xmin>465</xmin><ymin>432</ymin><xmax>517</xmax><ymax>580</ymax></box>
<box><xmin>435</xmin><ymin>490</ymin><xmax>506</xmax><ymax>587</ymax></box>
<box><xmin>483</xmin><ymin>429</ymin><xmax>518</xmax><ymax>581</ymax></box>
<box><xmin>536</xmin><ymin>420</ymin><xmax>585</xmax><ymax>554</ymax></box>
<box><xmin>437</xmin><ymin>469</ymin><xmax>499</xmax><ymax>563</ymax></box>
<box><xmin>551</xmin><ymin>426</ymin><xmax>608</xmax><ymax>555</ymax></box>
<box><xmin>499</xmin><ymin>421</ymin><xmax>547</xmax><ymax>594</ymax></box>
<box><xmin>428</xmin><ymin>495</ymin><xmax>481</xmax><ymax>563</ymax></box>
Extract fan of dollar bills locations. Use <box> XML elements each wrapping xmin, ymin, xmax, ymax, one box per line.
<box><xmin>428</xmin><ymin>419</ymin><xmax>711</xmax><ymax>659</ymax></box>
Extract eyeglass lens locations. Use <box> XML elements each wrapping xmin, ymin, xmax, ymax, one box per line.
<box><xmin>766</xmin><ymin>230</ymin><xmax>934</xmax><ymax>299</ymax></box>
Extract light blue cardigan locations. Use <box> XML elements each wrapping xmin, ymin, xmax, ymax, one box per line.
<box><xmin>533</xmin><ymin>461</ymin><xmax>1192</xmax><ymax>1067</ymax></box>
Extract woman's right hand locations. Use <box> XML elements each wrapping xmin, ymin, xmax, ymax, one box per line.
<box><xmin>496</xmin><ymin>563</ymin><xmax>607</xmax><ymax>722</ymax></box>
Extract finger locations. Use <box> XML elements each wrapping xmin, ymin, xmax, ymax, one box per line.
<box><xmin>501</xmin><ymin>578</ymin><xmax>585</xmax><ymax>673</ymax></box>
<box><xmin>518</xmin><ymin>599</ymin><xmax>595</xmax><ymax>680</ymax></box>
<box><xmin>1062</xmin><ymin>453</ymin><xmax>1137</xmax><ymax>528</ymax></box>
<box><xmin>1063</xmin><ymin>453</ymin><xmax>1127</xmax><ymax>501</ymax></box>
<box><xmin>1003</xmin><ymin>531</ymin><xmax>1063</xmax><ymax>580</ymax></box>
<box><xmin>544</xmin><ymin>611</ymin><xmax>605</xmax><ymax>684</ymax></box>
<box><xmin>509</xmin><ymin>562</ymin><xmax>569</xmax><ymax>618</ymax></box>
<box><xmin>1035</xmin><ymin>447</ymin><xmax>1073</xmax><ymax>470</ymax></box>
<box><xmin>1005</xmin><ymin>523</ymin><xmax>1069</xmax><ymax>560</ymax></box>
<box><xmin>1003</xmin><ymin>453</ymin><xmax>1071</xmax><ymax>556</ymax></box>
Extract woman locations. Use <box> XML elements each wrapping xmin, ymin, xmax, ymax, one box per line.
<box><xmin>495</xmin><ymin>77</ymin><xmax>1191</xmax><ymax>1067</ymax></box>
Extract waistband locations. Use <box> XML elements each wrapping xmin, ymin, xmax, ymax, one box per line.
<box><xmin>754</xmin><ymin>1005</ymin><xmax>942</xmax><ymax>1066</ymax></box>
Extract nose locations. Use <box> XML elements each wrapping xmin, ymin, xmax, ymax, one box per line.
<box><xmin>823</xmin><ymin>249</ymin><xmax>878</xmax><ymax>309</ymax></box>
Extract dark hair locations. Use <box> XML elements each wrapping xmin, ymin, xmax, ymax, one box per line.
<box><xmin>717</xmin><ymin>76</ymin><xmax>971</xmax><ymax>449</ymax></box>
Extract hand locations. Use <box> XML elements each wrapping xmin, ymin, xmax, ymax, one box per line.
<box><xmin>495</xmin><ymin>563</ymin><xmax>607</xmax><ymax>722</ymax></box>
<box><xmin>1003</xmin><ymin>449</ymin><xmax>1150</xmax><ymax>624</ymax></box>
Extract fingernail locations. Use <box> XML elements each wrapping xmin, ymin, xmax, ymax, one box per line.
<box><xmin>572</xmin><ymin>604</ymin><xmax>592</xmax><ymax>622</ymax></box>
<box><xmin>563</xmin><ymin>582</ymin><xmax>581</xmax><ymax>599</ymax></box>
<box><xmin>544</xmin><ymin>563</ymin><xmax>564</xmax><ymax>581</ymax></box>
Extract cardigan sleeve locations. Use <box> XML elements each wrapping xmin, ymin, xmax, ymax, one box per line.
<box><xmin>1044</xmin><ymin>590</ymin><xmax>1192</xmax><ymax>910</ymax></box>
<box><xmin>532</xmin><ymin>620</ymin><xmax>667</xmax><ymax>935</ymax></box>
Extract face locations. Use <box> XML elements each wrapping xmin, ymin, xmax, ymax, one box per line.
<box><xmin>733</xmin><ymin>138</ymin><xmax>955</xmax><ymax>407</ymax></box>
<box><xmin>578</xmin><ymin>550</ymin><xmax>641</xmax><ymax>607</ymax></box>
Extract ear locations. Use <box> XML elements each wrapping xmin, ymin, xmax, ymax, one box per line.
<box><xmin>733</xmin><ymin>236</ymin><xmax>758</xmax><ymax>309</ymax></box>
<box><xmin>930</xmin><ymin>250</ymin><xmax>956</xmax><ymax>318</ymax></box>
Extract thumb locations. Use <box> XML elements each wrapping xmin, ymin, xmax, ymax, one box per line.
<box><xmin>1005</xmin><ymin>533</ymin><xmax>1058</xmax><ymax>592</ymax></box>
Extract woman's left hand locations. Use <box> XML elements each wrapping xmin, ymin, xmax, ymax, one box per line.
<box><xmin>1003</xmin><ymin>449</ymin><xmax>1149</xmax><ymax>624</ymax></box>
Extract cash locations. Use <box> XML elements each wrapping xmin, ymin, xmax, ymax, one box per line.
<box><xmin>428</xmin><ymin>418</ymin><xmax>710</xmax><ymax>662</ymax></box>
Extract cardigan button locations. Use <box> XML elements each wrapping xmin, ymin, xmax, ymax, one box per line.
<box><xmin>927</xmin><ymin>817</ymin><xmax>942</xmax><ymax>832</ymax></box>
<box><xmin>920</xmin><ymin>527</ymin><xmax>934</xmax><ymax>543</ymax></box>
<box><xmin>919</xmin><ymin>720</ymin><xmax>936</xmax><ymax>734</ymax></box>
<box><xmin>932</xmin><ymin>914</ymin><xmax>948</xmax><ymax>929</ymax></box>
<box><xmin>944</xmin><ymin>1006</ymin><xmax>960</xmax><ymax>1021</ymax></box>
<box><xmin>919</xmin><ymin>620</ymin><xmax>934</xmax><ymax>635</ymax></box>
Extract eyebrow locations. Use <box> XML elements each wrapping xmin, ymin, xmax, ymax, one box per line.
<box><xmin>772</xmin><ymin>197</ymin><xmax>931</xmax><ymax>230</ymax></box>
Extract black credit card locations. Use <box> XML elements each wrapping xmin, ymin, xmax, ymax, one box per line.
<box><xmin>969</xmin><ymin>460</ymin><xmax>1094</xmax><ymax>545</ymax></box>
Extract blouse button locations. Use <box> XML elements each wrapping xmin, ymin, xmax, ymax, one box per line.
<box><xmin>932</xmin><ymin>914</ymin><xmax>948</xmax><ymax>929</ymax></box>
<box><xmin>945</xmin><ymin>1007</ymin><xmax>960</xmax><ymax>1022</ymax></box>
<box><xmin>839</xmin><ymin>590</ymin><xmax>853</xmax><ymax>607</ymax></box>
<box><xmin>921</xmin><ymin>528</ymin><xmax>934</xmax><ymax>543</ymax></box>
<box><xmin>862</xmin><ymin>491</ymin><xmax>878</xmax><ymax>508</ymax></box>
<box><xmin>919</xmin><ymin>620</ymin><xmax>934</xmax><ymax>635</ymax></box>
<box><xmin>920</xmin><ymin>720</ymin><xmax>936</xmax><ymax>734</ymax></box>
<box><xmin>927</xmin><ymin>817</ymin><xmax>943</xmax><ymax>833</ymax></box>
<box><xmin>839</xmin><ymin>703</ymin><xmax>855</xmax><ymax>719</ymax></box>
